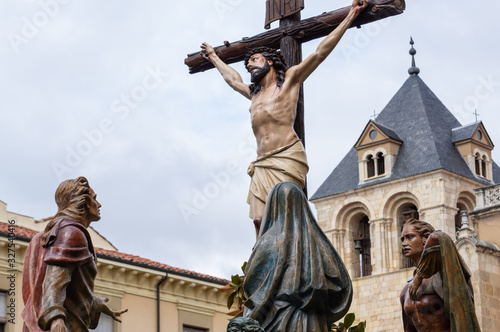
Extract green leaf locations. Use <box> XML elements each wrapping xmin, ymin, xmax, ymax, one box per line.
<box><xmin>227</xmin><ymin>292</ymin><xmax>236</xmax><ymax>309</ymax></box>
<box><xmin>344</xmin><ymin>313</ymin><xmax>355</xmax><ymax>328</ymax></box>
<box><xmin>231</xmin><ymin>274</ymin><xmax>240</xmax><ymax>285</ymax></box>
<box><xmin>238</xmin><ymin>288</ymin><xmax>245</xmax><ymax>299</ymax></box>
<box><xmin>223</xmin><ymin>261</ymin><xmax>248</xmax><ymax>318</ymax></box>
<box><xmin>351</xmin><ymin>321</ymin><xmax>366</xmax><ymax>332</ymax></box>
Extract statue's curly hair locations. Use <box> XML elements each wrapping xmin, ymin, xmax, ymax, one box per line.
<box><xmin>245</xmin><ymin>47</ymin><xmax>287</xmax><ymax>98</ymax></box>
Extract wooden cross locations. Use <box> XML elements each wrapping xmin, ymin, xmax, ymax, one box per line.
<box><xmin>185</xmin><ymin>0</ymin><xmax>405</xmax><ymax>146</ymax></box>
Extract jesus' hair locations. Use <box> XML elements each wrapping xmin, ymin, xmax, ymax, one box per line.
<box><xmin>245</xmin><ymin>47</ymin><xmax>287</xmax><ymax>98</ymax></box>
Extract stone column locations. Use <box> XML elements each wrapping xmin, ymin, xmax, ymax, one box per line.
<box><xmin>384</xmin><ymin>219</ymin><xmax>394</xmax><ymax>271</ymax></box>
<box><xmin>358</xmin><ymin>159</ymin><xmax>366</xmax><ymax>183</ymax></box>
<box><xmin>330</xmin><ymin>230</ymin><xmax>339</xmax><ymax>253</ymax></box>
<box><xmin>381</xmin><ymin>220</ymin><xmax>389</xmax><ymax>273</ymax></box>
<box><xmin>486</xmin><ymin>160</ymin><xmax>493</xmax><ymax>181</ymax></box>
<box><xmin>466</xmin><ymin>154</ymin><xmax>475</xmax><ymax>174</ymax></box>
<box><xmin>328</xmin><ymin>230</ymin><xmax>336</xmax><ymax>244</ymax></box>
<box><xmin>368</xmin><ymin>219</ymin><xmax>383</xmax><ymax>274</ymax></box>
<box><xmin>479</xmin><ymin>157</ymin><xmax>484</xmax><ymax>177</ymax></box>
<box><xmin>338</xmin><ymin>229</ymin><xmax>346</xmax><ymax>259</ymax></box>
<box><xmin>385</xmin><ymin>153</ymin><xmax>395</xmax><ymax>175</ymax></box>
<box><xmin>475</xmin><ymin>187</ymin><xmax>485</xmax><ymax>209</ymax></box>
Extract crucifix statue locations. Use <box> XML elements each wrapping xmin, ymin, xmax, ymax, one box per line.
<box><xmin>185</xmin><ymin>0</ymin><xmax>405</xmax><ymax>237</ymax></box>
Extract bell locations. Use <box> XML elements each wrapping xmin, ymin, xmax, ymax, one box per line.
<box><xmin>354</xmin><ymin>240</ymin><xmax>362</xmax><ymax>251</ymax></box>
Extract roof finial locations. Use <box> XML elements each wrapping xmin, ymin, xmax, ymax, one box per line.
<box><xmin>408</xmin><ymin>37</ymin><xmax>420</xmax><ymax>75</ymax></box>
<box><xmin>473</xmin><ymin>109</ymin><xmax>480</xmax><ymax>122</ymax></box>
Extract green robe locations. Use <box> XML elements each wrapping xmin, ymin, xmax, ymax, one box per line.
<box><xmin>416</xmin><ymin>231</ymin><xmax>480</xmax><ymax>332</ymax></box>
<box><xmin>243</xmin><ymin>182</ymin><xmax>352</xmax><ymax>332</ymax></box>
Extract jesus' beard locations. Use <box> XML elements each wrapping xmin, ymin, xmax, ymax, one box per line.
<box><xmin>250</xmin><ymin>62</ymin><xmax>271</xmax><ymax>84</ymax></box>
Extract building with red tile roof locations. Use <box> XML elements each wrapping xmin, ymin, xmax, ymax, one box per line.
<box><xmin>0</xmin><ymin>199</ymin><xmax>231</xmax><ymax>332</ymax></box>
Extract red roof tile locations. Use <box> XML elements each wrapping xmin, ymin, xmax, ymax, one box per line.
<box><xmin>0</xmin><ymin>221</ymin><xmax>38</xmax><ymax>241</ymax></box>
<box><xmin>0</xmin><ymin>222</ymin><xmax>228</xmax><ymax>285</ymax></box>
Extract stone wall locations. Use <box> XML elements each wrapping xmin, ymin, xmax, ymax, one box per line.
<box><xmin>457</xmin><ymin>238</ymin><xmax>500</xmax><ymax>332</ymax></box>
<box><xmin>314</xmin><ymin>170</ymin><xmax>481</xmax><ymax>277</ymax></box>
<box><xmin>466</xmin><ymin>183</ymin><xmax>500</xmax><ymax>331</ymax></box>
<box><xmin>349</xmin><ymin>269</ymin><xmax>412</xmax><ymax>331</ymax></box>
<box><xmin>475</xmin><ymin>249</ymin><xmax>500</xmax><ymax>331</ymax></box>
<box><xmin>313</xmin><ymin>170</ymin><xmax>500</xmax><ymax>331</ymax></box>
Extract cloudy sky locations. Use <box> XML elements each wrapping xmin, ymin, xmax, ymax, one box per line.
<box><xmin>1</xmin><ymin>1</ymin><xmax>499</xmax><ymax>279</ymax></box>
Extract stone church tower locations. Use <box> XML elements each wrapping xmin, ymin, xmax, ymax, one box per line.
<box><xmin>310</xmin><ymin>41</ymin><xmax>500</xmax><ymax>331</ymax></box>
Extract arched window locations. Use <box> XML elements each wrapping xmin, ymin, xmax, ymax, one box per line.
<box><xmin>367</xmin><ymin>155</ymin><xmax>375</xmax><ymax>178</ymax></box>
<box><xmin>475</xmin><ymin>153</ymin><xmax>481</xmax><ymax>176</ymax></box>
<box><xmin>481</xmin><ymin>154</ymin><xmax>487</xmax><ymax>178</ymax></box>
<box><xmin>376</xmin><ymin>152</ymin><xmax>385</xmax><ymax>175</ymax></box>
<box><xmin>353</xmin><ymin>215</ymin><xmax>372</xmax><ymax>277</ymax></box>
<box><xmin>398</xmin><ymin>204</ymin><xmax>419</xmax><ymax>269</ymax></box>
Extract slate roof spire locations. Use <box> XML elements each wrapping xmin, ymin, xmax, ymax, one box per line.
<box><xmin>408</xmin><ymin>37</ymin><xmax>420</xmax><ymax>75</ymax></box>
<box><xmin>310</xmin><ymin>52</ymin><xmax>500</xmax><ymax>201</ymax></box>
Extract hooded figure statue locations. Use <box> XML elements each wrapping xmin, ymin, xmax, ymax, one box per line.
<box><xmin>243</xmin><ymin>182</ymin><xmax>352</xmax><ymax>332</ymax></box>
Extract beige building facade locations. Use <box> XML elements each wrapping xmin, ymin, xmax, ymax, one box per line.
<box><xmin>311</xmin><ymin>63</ymin><xmax>500</xmax><ymax>331</ymax></box>
<box><xmin>313</xmin><ymin>172</ymin><xmax>500</xmax><ymax>331</ymax></box>
<box><xmin>0</xmin><ymin>199</ymin><xmax>231</xmax><ymax>332</ymax></box>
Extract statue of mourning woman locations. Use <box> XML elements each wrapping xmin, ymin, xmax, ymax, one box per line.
<box><xmin>400</xmin><ymin>218</ymin><xmax>480</xmax><ymax>332</ymax></box>
<box><xmin>229</xmin><ymin>182</ymin><xmax>352</xmax><ymax>332</ymax></box>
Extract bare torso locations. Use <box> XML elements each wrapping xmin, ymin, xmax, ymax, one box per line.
<box><xmin>201</xmin><ymin>0</ymin><xmax>369</xmax><ymax>235</ymax></box>
<box><xmin>250</xmin><ymin>77</ymin><xmax>300</xmax><ymax>157</ymax></box>
<box><xmin>401</xmin><ymin>281</ymin><xmax>450</xmax><ymax>332</ymax></box>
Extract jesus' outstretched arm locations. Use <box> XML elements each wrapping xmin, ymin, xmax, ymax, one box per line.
<box><xmin>200</xmin><ymin>42</ymin><xmax>251</xmax><ymax>99</ymax></box>
<box><xmin>287</xmin><ymin>0</ymin><xmax>369</xmax><ymax>84</ymax></box>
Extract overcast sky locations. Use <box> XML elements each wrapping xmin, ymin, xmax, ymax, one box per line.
<box><xmin>1</xmin><ymin>1</ymin><xmax>499</xmax><ymax>279</ymax></box>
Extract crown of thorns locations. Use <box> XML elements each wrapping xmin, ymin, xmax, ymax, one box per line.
<box><xmin>244</xmin><ymin>47</ymin><xmax>287</xmax><ymax>68</ymax></box>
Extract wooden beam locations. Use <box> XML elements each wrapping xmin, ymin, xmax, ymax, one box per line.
<box><xmin>278</xmin><ymin>12</ymin><xmax>307</xmax><ymax>195</ymax></box>
<box><xmin>185</xmin><ymin>0</ymin><xmax>405</xmax><ymax>74</ymax></box>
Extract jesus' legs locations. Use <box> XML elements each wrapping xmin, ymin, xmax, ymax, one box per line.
<box><xmin>250</xmin><ymin>194</ymin><xmax>265</xmax><ymax>238</ymax></box>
